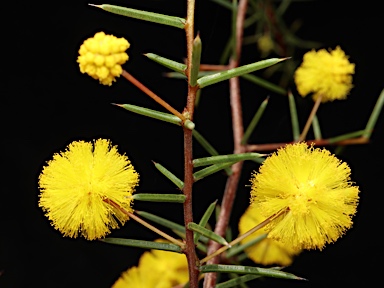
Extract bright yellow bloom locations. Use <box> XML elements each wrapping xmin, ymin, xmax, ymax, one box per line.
<box><xmin>77</xmin><ymin>31</ymin><xmax>130</xmax><ymax>86</ymax></box>
<box><xmin>250</xmin><ymin>142</ymin><xmax>359</xmax><ymax>250</ymax></box>
<box><xmin>238</xmin><ymin>206</ymin><xmax>300</xmax><ymax>266</ymax></box>
<box><xmin>294</xmin><ymin>46</ymin><xmax>355</xmax><ymax>102</ymax></box>
<box><xmin>38</xmin><ymin>139</ymin><xmax>139</xmax><ymax>240</ymax></box>
<box><xmin>112</xmin><ymin>242</ymin><xmax>188</xmax><ymax>288</ymax></box>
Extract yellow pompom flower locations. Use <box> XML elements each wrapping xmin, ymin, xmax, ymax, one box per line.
<box><xmin>38</xmin><ymin>139</ymin><xmax>139</xmax><ymax>240</ymax></box>
<box><xmin>77</xmin><ymin>31</ymin><xmax>130</xmax><ymax>86</ymax></box>
<box><xmin>294</xmin><ymin>46</ymin><xmax>355</xmax><ymax>102</ymax></box>
<box><xmin>112</xmin><ymin>242</ymin><xmax>188</xmax><ymax>288</ymax></box>
<box><xmin>250</xmin><ymin>142</ymin><xmax>359</xmax><ymax>250</ymax></box>
<box><xmin>238</xmin><ymin>206</ymin><xmax>300</xmax><ymax>266</ymax></box>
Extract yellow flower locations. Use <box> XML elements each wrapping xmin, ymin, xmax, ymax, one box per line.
<box><xmin>294</xmin><ymin>46</ymin><xmax>355</xmax><ymax>102</ymax></box>
<box><xmin>250</xmin><ymin>142</ymin><xmax>359</xmax><ymax>250</ymax></box>
<box><xmin>112</xmin><ymin>242</ymin><xmax>189</xmax><ymax>288</ymax></box>
<box><xmin>38</xmin><ymin>139</ymin><xmax>139</xmax><ymax>240</ymax></box>
<box><xmin>77</xmin><ymin>31</ymin><xmax>130</xmax><ymax>86</ymax></box>
<box><xmin>238</xmin><ymin>206</ymin><xmax>300</xmax><ymax>266</ymax></box>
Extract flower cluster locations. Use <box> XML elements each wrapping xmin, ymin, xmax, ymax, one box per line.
<box><xmin>77</xmin><ymin>32</ymin><xmax>130</xmax><ymax>86</ymax></box>
<box><xmin>249</xmin><ymin>142</ymin><xmax>359</xmax><ymax>250</ymax></box>
<box><xmin>112</xmin><ymin>241</ymin><xmax>189</xmax><ymax>288</ymax></box>
<box><xmin>239</xmin><ymin>206</ymin><xmax>301</xmax><ymax>266</ymax></box>
<box><xmin>38</xmin><ymin>139</ymin><xmax>139</xmax><ymax>240</ymax></box>
<box><xmin>294</xmin><ymin>46</ymin><xmax>355</xmax><ymax>102</ymax></box>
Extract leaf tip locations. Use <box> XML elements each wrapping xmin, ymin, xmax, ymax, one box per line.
<box><xmin>88</xmin><ymin>3</ymin><xmax>102</xmax><ymax>8</ymax></box>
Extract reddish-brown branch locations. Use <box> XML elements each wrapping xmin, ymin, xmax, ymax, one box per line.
<box><xmin>182</xmin><ymin>1</ymin><xmax>200</xmax><ymax>288</ymax></box>
<box><xmin>203</xmin><ymin>1</ymin><xmax>248</xmax><ymax>287</ymax></box>
<box><xmin>182</xmin><ymin>127</ymin><xmax>199</xmax><ymax>288</ymax></box>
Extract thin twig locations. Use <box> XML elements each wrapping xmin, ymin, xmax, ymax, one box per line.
<box><xmin>298</xmin><ymin>95</ymin><xmax>323</xmax><ymax>142</ymax></box>
<box><xmin>203</xmin><ymin>1</ymin><xmax>249</xmax><ymax>287</ymax></box>
<box><xmin>122</xmin><ymin>70</ymin><xmax>186</xmax><ymax>121</ymax></box>
<box><xmin>103</xmin><ymin>199</ymin><xmax>186</xmax><ymax>248</ymax></box>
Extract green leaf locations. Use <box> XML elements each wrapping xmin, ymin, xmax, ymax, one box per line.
<box><xmin>192</xmin><ymin>130</ymin><xmax>233</xmax><ymax>176</ymax></box>
<box><xmin>193</xmin><ymin>162</ymin><xmax>237</xmax><ymax>182</ymax></box>
<box><xmin>188</xmin><ymin>222</ymin><xmax>230</xmax><ymax>247</ymax></box>
<box><xmin>132</xmin><ymin>193</ymin><xmax>186</xmax><ymax>203</ymax></box>
<box><xmin>190</xmin><ymin>35</ymin><xmax>202</xmax><ymax>86</ymax></box>
<box><xmin>199</xmin><ymin>264</ymin><xmax>305</xmax><ymax>280</ymax></box>
<box><xmin>215</xmin><ymin>274</ymin><xmax>261</xmax><ymax>288</ymax></box>
<box><xmin>144</xmin><ymin>53</ymin><xmax>187</xmax><ymax>74</ymax></box>
<box><xmin>194</xmin><ymin>200</ymin><xmax>218</xmax><ymax>244</ymax></box>
<box><xmin>90</xmin><ymin>4</ymin><xmax>186</xmax><ymax>29</ymax></box>
<box><xmin>225</xmin><ymin>234</ymin><xmax>267</xmax><ymax>258</ymax></box>
<box><xmin>328</xmin><ymin>130</ymin><xmax>366</xmax><ymax>144</ymax></box>
<box><xmin>193</xmin><ymin>153</ymin><xmax>265</xmax><ymax>167</ymax></box>
<box><xmin>288</xmin><ymin>92</ymin><xmax>300</xmax><ymax>141</ymax></box>
<box><xmin>363</xmin><ymin>88</ymin><xmax>384</xmax><ymax>139</ymax></box>
<box><xmin>136</xmin><ymin>211</ymin><xmax>185</xmax><ymax>233</ymax></box>
<box><xmin>242</xmin><ymin>98</ymin><xmax>269</xmax><ymax>144</ymax></box>
<box><xmin>197</xmin><ymin>58</ymin><xmax>288</xmax><ymax>88</ymax></box>
<box><xmin>114</xmin><ymin>104</ymin><xmax>181</xmax><ymax>125</ymax></box>
<box><xmin>240</xmin><ymin>74</ymin><xmax>286</xmax><ymax>96</ymax></box>
<box><xmin>101</xmin><ymin>238</ymin><xmax>182</xmax><ymax>252</ymax></box>
<box><xmin>153</xmin><ymin>162</ymin><xmax>184</xmax><ymax>189</ymax></box>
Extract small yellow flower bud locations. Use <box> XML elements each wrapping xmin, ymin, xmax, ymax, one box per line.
<box><xmin>77</xmin><ymin>31</ymin><xmax>130</xmax><ymax>86</ymax></box>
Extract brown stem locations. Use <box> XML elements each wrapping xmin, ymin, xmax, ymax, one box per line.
<box><xmin>182</xmin><ymin>1</ymin><xmax>200</xmax><ymax>288</ymax></box>
<box><xmin>298</xmin><ymin>95</ymin><xmax>323</xmax><ymax>142</ymax></box>
<box><xmin>203</xmin><ymin>1</ymin><xmax>248</xmax><ymax>287</ymax></box>
<box><xmin>199</xmin><ymin>64</ymin><xmax>229</xmax><ymax>71</ymax></box>
<box><xmin>182</xmin><ymin>127</ymin><xmax>199</xmax><ymax>288</ymax></box>
<box><xmin>121</xmin><ymin>70</ymin><xmax>186</xmax><ymax>122</ymax></box>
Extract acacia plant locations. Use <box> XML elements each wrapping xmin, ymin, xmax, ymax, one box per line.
<box><xmin>37</xmin><ymin>1</ymin><xmax>383</xmax><ymax>287</ymax></box>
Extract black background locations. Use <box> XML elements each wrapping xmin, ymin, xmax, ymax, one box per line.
<box><xmin>2</xmin><ymin>1</ymin><xmax>383</xmax><ymax>287</ymax></box>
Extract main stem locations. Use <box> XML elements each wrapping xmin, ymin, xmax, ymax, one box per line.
<box><xmin>182</xmin><ymin>1</ymin><xmax>199</xmax><ymax>288</ymax></box>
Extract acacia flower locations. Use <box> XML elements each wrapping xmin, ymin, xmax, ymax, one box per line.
<box><xmin>77</xmin><ymin>31</ymin><xmax>130</xmax><ymax>86</ymax></box>
<box><xmin>250</xmin><ymin>142</ymin><xmax>359</xmax><ymax>250</ymax></box>
<box><xmin>112</xmin><ymin>241</ymin><xmax>189</xmax><ymax>288</ymax></box>
<box><xmin>238</xmin><ymin>206</ymin><xmax>300</xmax><ymax>266</ymax></box>
<box><xmin>38</xmin><ymin>139</ymin><xmax>139</xmax><ymax>240</ymax></box>
<box><xmin>294</xmin><ymin>46</ymin><xmax>355</xmax><ymax>102</ymax></box>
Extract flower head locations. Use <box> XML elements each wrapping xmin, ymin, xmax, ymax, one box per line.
<box><xmin>294</xmin><ymin>46</ymin><xmax>355</xmax><ymax>102</ymax></box>
<box><xmin>38</xmin><ymin>139</ymin><xmax>139</xmax><ymax>240</ymax></box>
<box><xmin>112</xmin><ymin>241</ymin><xmax>188</xmax><ymax>288</ymax></box>
<box><xmin>77</xmin><ymin>31</ymin><xmax>130</xmax><ymax>86</ymax></box>
<box><xmin>238</xmin><ymin>206</ymin><xmax>301</xmax><ymax>266</ymax></box>
<box><xmin>250</xmin><ymin>142</ymin><xmax>359</xmax><ymax>250</ymax></box>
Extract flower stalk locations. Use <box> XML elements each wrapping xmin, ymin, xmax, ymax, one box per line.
<box><xmin>104</xmin><ymin>199</ymin><xmax>186</xmax><ymax>248</ymax></box>
<box><xmin>121</xmin><ymin>70</ymin><xmax>187</xmax><ymax>122</ymax></box>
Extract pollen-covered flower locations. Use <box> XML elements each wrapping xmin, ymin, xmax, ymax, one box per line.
<box><xmin>238</xmin><ymin>206</ymin><xmax>300</xmax><ymax>266</ymax></box>
<box><xmin>250</xmin><ymin>142</ymin><xmax>359</xmax><ymax>250</ymax></box>
<box><xmin>77</xmin><ymin>31</ymin><xmax>130</xmax><ymax>86</ymax></box>
<box><xmin>38</xmin><ymin>139</ymin><xmax>139</xmax><ymax>240</ymax></box>
<box><xmin>112</xmin><ymin>242</ymin><xmax>188</xmax><ymax>288</ymax></box>
<box><xmin>294</xmin><ymin>46</ymin><xmax>355</xmax><ymax>102</ymax></box>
